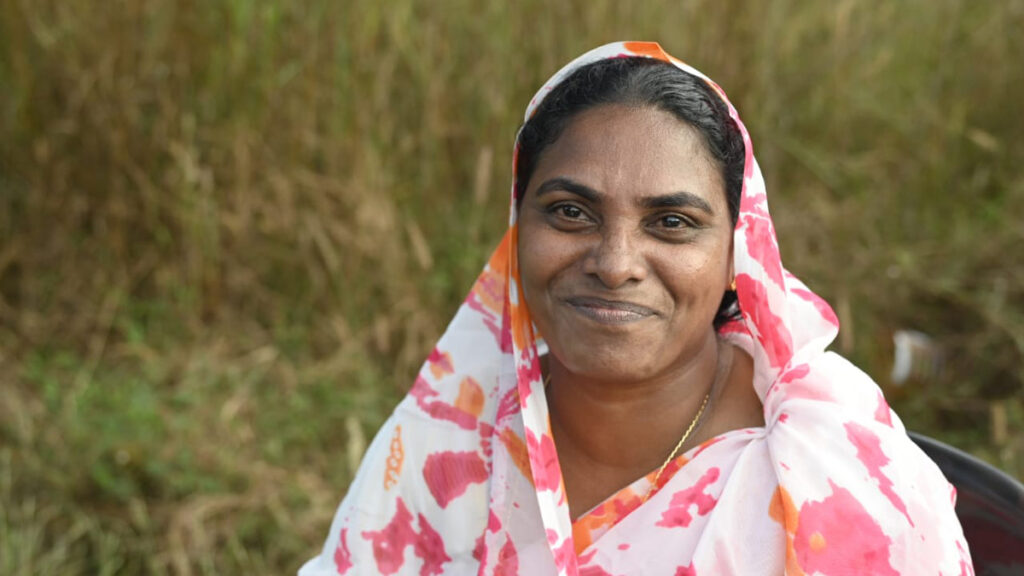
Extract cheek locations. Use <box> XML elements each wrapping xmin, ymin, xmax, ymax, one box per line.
<box><xmin>517</xmin><ymin>224</ymin><xmax>564</xmax><ymax>303</ymax></box>
<box><xmin>517</xmin><ymin>232</ymin><xmax>590</xmax><ymax>343</ymax></box>
<box><xmin>658</xmin><ymin>242</ymin><xmax>732</xmax><ymax>305</ymax></box>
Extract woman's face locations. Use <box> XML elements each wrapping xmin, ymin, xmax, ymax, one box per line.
<box><xmin>518</xmin><ymin>104</ymin><xmax>734</xmax><ymax>382</ymax></box>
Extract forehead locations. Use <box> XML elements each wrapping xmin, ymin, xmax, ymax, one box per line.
<box><xmin>529</xmin><ymin>104</ymin><xmax>726</xmax><ymax>207</ymax></box>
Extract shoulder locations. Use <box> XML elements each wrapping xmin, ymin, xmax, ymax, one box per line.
<box><xmin>761</xmin><ymin>352</ymin><xmax>970</xmax><ymax>572</ymax></box>
<box><xmin>300</xmin><ymin>405</ymin><xmax>492</xmax><ymax>575</ymax></box>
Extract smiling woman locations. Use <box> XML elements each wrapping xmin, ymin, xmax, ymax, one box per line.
<box><xmin>299</xmin><ymin>42</ymin><xmax>973</xmax><ymax>575</ymax></box>
<box><xmin>517</xmin><ymin>100</ymin><xmax>762</xmax><ymax>521</ymax></box>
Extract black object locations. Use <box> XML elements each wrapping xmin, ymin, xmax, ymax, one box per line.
<box><xmin>909</xmin><ymin>431</ymin><xmax>1024</xmax><ymax>575</ymax></box>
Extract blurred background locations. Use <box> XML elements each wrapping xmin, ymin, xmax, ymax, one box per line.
<box><xmin>1</xmin><ymin>0</ymin><xmax>1022</xmax><ymax>573</ymax></box>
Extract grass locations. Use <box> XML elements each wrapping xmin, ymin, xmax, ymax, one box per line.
<box><xmin>1</xmin><ymin>0</ymin><xmax>1022</xmax><ymax>573</ymax></box>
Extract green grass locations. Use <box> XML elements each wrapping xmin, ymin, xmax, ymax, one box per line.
<box><xmin>1</xmin><ymin>0</ymin><xmax>1023</xmax><ymax>572</ymax></box>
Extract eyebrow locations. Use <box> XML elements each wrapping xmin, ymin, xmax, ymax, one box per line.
<box><xmin>534</xmin><ymin>177</ymin><xmax>601</xmax><ymax>203</ymax></box>
<box><xmin>640</xmin><ymin>191</ymin><xmax>714</xmax><ymax>214</ymax></box>
<box><xmin>534</xmin><ymin>177</ymin><xmax>714</xmax><ymax>214</ymax></box>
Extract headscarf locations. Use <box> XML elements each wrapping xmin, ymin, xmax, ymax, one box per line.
<box><xmin>300</xmin><ymin>41</ymin><xmax>973</xmax><ymax>575</ymax></box>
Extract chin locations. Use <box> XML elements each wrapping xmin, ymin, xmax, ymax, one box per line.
<box><xmin>551</xmin><ymin>341</ymin><xmax>664</xmax><ymax>382</ymax></box>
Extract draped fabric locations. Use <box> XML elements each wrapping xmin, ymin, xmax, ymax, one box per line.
<box><xmin>300</xmin><ymin>42</ymin><xmax>973</xmax><ymax>575</ymax></box>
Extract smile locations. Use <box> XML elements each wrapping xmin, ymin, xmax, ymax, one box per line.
<box><xmin>564</xmin><ymin>296</ymin><xmax>658</xmax><ymax>325</ymax></box>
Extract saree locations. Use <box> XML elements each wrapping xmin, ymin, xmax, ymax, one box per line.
<box><xmin>300</xmin><ymin>42</ymin><xmax>973</xmax><ymax>575</ymax></box>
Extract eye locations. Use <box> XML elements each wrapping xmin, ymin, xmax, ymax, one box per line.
<box><xmin>659</xmin><ymin>214</ymin><xmax>693</xmax><ymax>229</ymax></box>
<box><xmin>545</xmin><ymin>201</ymin><xmax>595</xmax><ymax>230</ymax></box>
<box><xmin>559</xmin><ymin>204</ymin><xmax>584</xmax><ymax>219</ymax></box>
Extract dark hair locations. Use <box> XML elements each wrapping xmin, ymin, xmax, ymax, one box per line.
<box><xmin>515</xmin><ymin>57</ymin><xmax>745</xmax><ymax>328</ymax></box>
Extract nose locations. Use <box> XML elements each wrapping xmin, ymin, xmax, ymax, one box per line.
<box><xmin>582</xmin><ymin>225</ymin><xmax>648</xmax><ymax>289</ymax></box>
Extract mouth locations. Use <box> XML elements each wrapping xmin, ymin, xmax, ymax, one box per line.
<box><xmin>563</xmin><ymin>296</ymin><xmax>658</xmax><ymax>325</ymax></box>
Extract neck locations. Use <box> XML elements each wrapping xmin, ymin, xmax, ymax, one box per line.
<box><xmin>546</xmin><ymin>330</ymin><xmax>726</xmax><ymax>476</ymax></box>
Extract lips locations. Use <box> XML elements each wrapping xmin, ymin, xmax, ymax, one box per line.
<box><xmin>563</xmin><ymin>296</ymin><xmax>658</xmax><ymax>325</ymax></box>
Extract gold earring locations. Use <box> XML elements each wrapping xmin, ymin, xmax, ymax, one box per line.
<box><xmin>730</xmin><ymin>278</ymin><xmax>737</xmax><ymax>292</ymax></box>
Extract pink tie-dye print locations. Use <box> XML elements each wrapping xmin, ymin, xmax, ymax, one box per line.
<box><xmin>526</xmin><ymin>429</ymin><xmax>563</xmax><ymax>493</ymax></box>
<box><xmin>794</xmin><ymin>482</ymin><xmax>899</xmax><ymax>576</ymax></box>
<box><xmin>361</xmin><ymin>500</ymin><xmax>421</xmax><ymax>575</ymax></box>
<box><xmin>674</xmin><ymin>564</ymin><xmax>697</xmax><ymax>576</ymax></box>
<box><xmin>844</xmin><ymin>422</ymin><xmax>914</xmax><ymax>527</ymax></box>
<box><xmin>422</xmin><ymin>451</ymin><xmax>489</xmax><ymax>508</ymax></box>
<box><xmin>299</xmin><ymin>42</ymin><xmax>973</xmax><ymax>576</ymax></box>
<box><xmin>408</xmin><ymin>375</ymin><xmax>479</xmax><ymax>430</ymax></box>
<box><xmin>656</xmin><ymin>467</ymin><xmax>720</xmax><ymax>529</ymax></box>
<box><xmin>333</xmin><ymin>529</ymin><xmax>353</xmax><ymax>575</ymax></box>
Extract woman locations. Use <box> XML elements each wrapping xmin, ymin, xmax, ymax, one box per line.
<box><xmin>300</xmin><ymin>42</ymin><xmax>972</xmax><ymax>575</ymax></box>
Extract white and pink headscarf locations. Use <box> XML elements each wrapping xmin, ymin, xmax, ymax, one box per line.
<box><xmin>300</xmin><ymin>41</ymin><xmax>973</xmax><ymax>575</ymax></box>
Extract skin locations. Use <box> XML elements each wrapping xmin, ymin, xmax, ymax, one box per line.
<box><xmin>517</xmin><ymin>104</ymin><xmax>763</xmax><ymax>519</ymax></box>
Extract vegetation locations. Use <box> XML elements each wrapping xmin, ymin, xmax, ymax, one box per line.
<box><xmin>1</xmin><ymin>0</ymin><xmax>1021</xmax><ymax>573</ymax></box>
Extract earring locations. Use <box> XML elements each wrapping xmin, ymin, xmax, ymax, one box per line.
<box><xmin>730</xmin><ymin>278</ymin><xmax>737</xmax><ymax>292</ymax></box>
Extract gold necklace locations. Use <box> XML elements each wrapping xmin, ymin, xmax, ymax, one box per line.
<box><xmin>543</xmin><ymin>345</ymin><xmax>729</xmax><ymax>504</ymax></box>
<box><xmin>643</xmin><ymin>344</ymin><xmax>731</xmax><ymax>503</ymax></box>
<box><xmin>642</xmin><ymin>391</ymin><xmax>710</xmax><ymax>503</ymax></box>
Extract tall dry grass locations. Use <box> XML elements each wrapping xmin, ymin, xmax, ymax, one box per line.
<box><xmin>1</xmin><ymin>0</ymin><xmax>1022</xmax><ymax>573</ymax></box>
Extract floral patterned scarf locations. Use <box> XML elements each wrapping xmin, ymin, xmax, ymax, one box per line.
<box><xmin>300</xmin><ymin>41</ymin><xmax>973</xmax><ymax>575</ymax></box>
